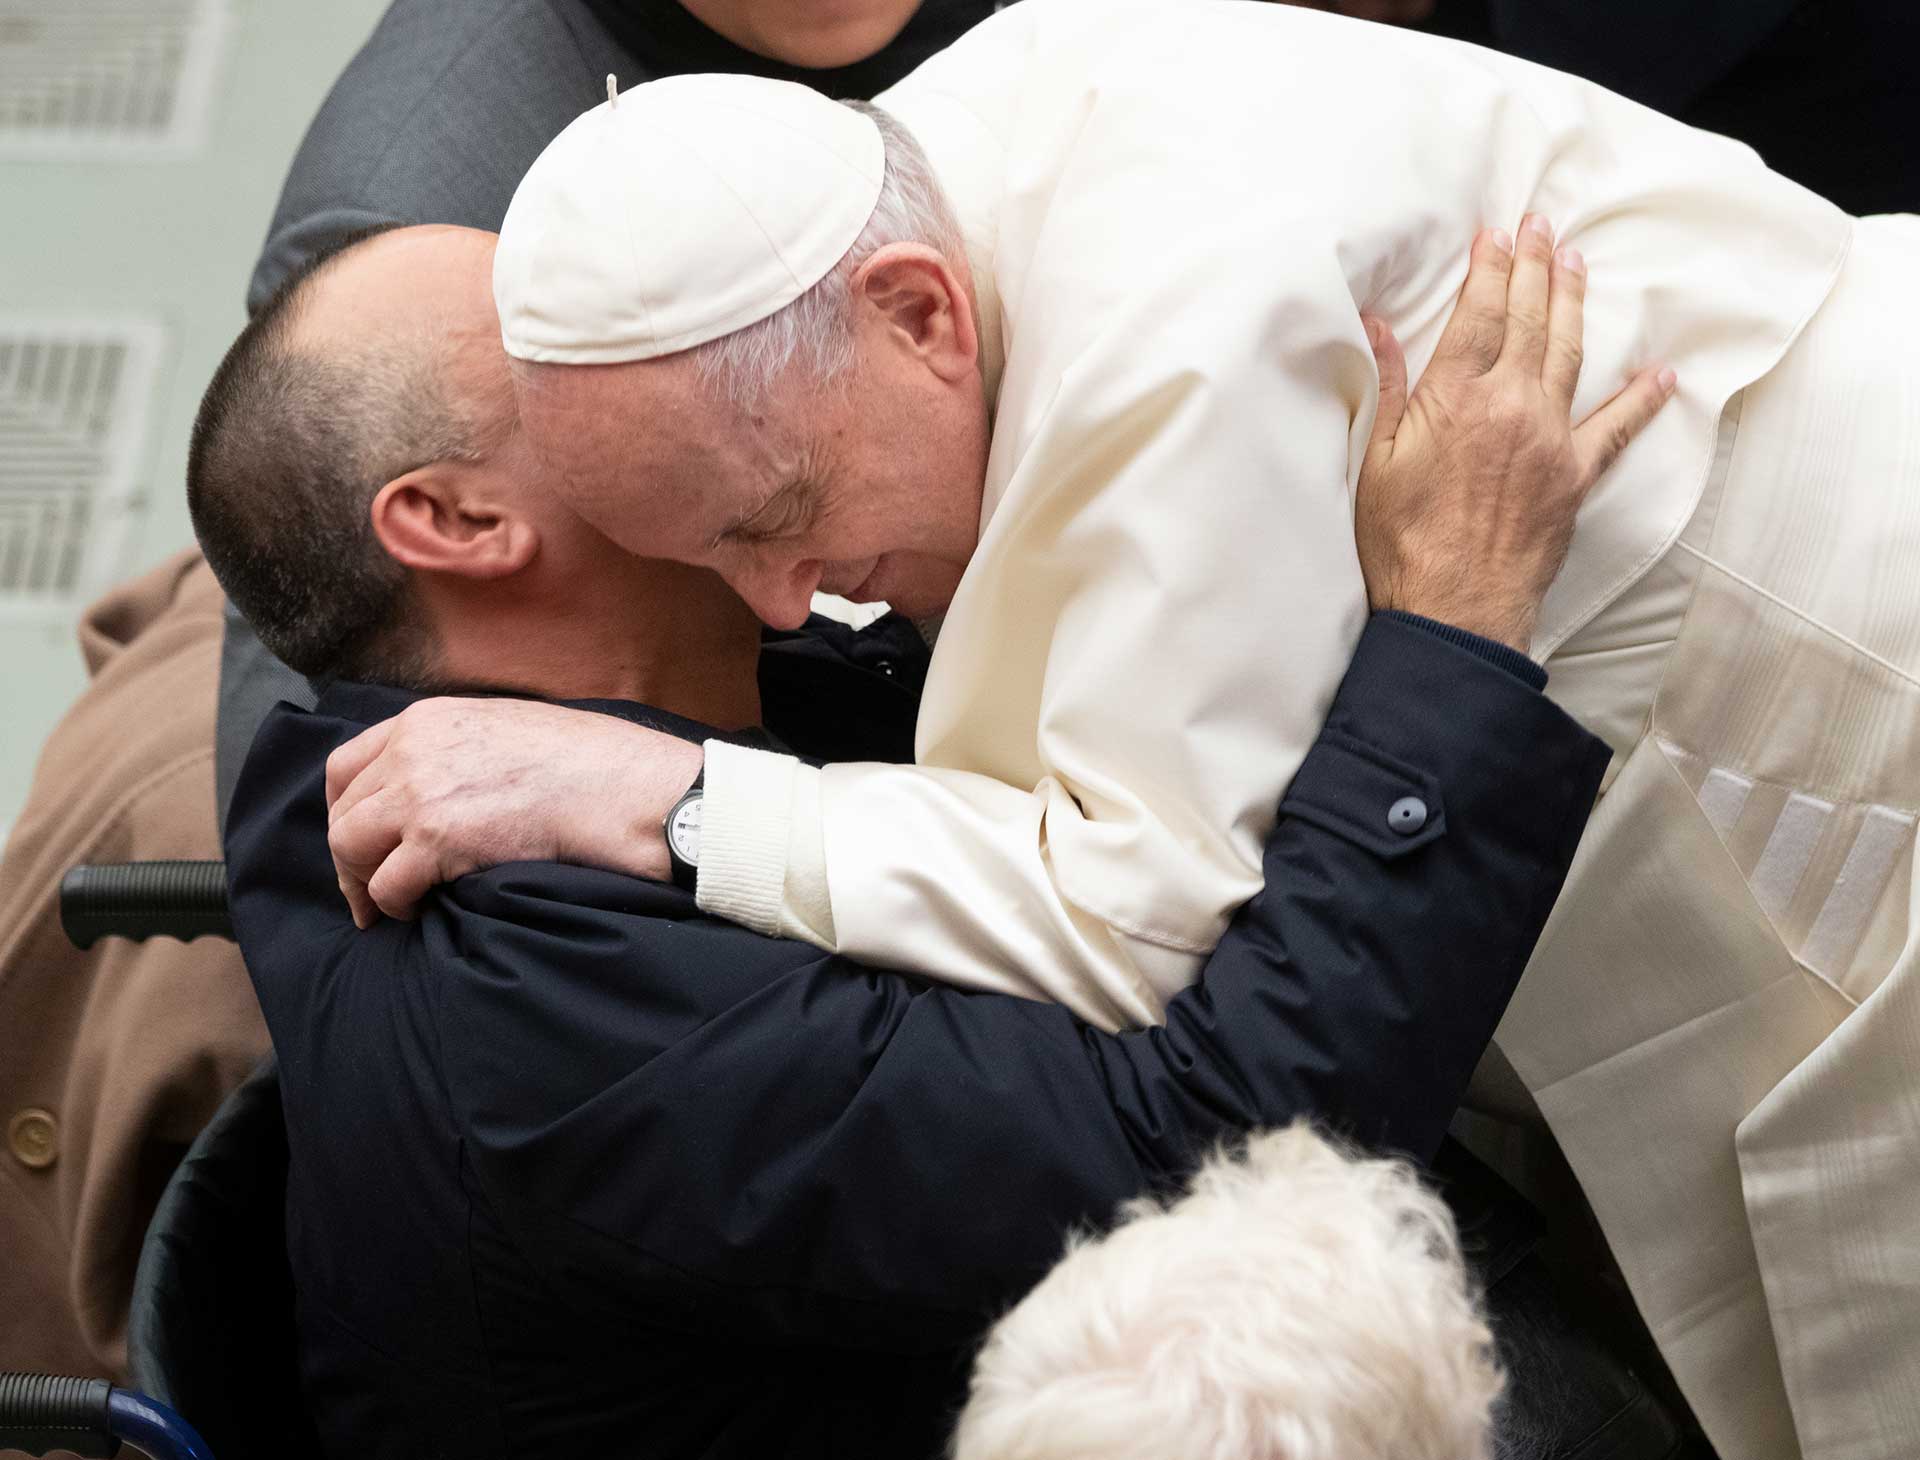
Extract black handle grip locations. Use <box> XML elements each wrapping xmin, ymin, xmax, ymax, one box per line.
<box><xmin>0</xmin><ymin>1372</ymin><xmax>120</xmax><ymax>1457</ymax></box>
<box><xmin>59</xmin><ymin>863</ymin><xmax>233</xmax><ymax>950</ymax></box>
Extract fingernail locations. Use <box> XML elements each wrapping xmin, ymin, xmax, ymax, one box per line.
<box><xmin>1527</xmin><ymin>213</ymin><xmax>1554</xmax><ymax>239</ymax></box>
<box><xmin>1557</xmin><ymin>246</ymin><xmax>1585</xmax><ymax>276</ymax></box>
<box><xmin>1491</xmin><ymin>228</ymin><xmax>1513</xmax><ymax>254</ymax></box>
<box><xmin>1657</xmin><ymin>366</ymin><xmax>1678</xmax><ymax>394</ymax></box>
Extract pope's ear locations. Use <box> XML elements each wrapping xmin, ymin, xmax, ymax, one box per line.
<box><xmin>853</xmin><ymin>243</ymin><xmax>978</xmax><ymax>381</ymax></box>
<box><xmin>370</xmin><ymin>468</ymin><xmax>538</xmax><ymax>580</ymax></box>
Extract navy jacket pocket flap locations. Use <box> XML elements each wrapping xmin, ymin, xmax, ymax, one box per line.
<box><xmin>1278</xmin><ymin>730</ymin><xmax>1446</xmax><ymax>859</ymax></box>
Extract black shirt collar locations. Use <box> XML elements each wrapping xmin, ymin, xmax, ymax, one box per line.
<box><xmin>310</xmin><ymin>612</ymin><xmax>932</xmax><ymax>758</ymax></box>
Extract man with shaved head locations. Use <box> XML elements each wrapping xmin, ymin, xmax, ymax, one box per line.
<box><xmin>184</xmin><ymin>214</ymin><xmax>1705</xmax><ymax>1454</ymax></box>
<box><xmin>198</xmin><ymin>224</ymin><xmax>765</xmax><ymax>725</ymax></box>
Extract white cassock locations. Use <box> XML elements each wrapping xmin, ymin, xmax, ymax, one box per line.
<box><xmin>507</xmin><ymin>3</ymin><xmax>1920</xmax><ymax>1454</ymax></box>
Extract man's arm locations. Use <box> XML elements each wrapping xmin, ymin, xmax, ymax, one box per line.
<box><xmin>437</xmin><ymin>612</ymin><xmax>1609</xmax><ymax>1352</ymax></box>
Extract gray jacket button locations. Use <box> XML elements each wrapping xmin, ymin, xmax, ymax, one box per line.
<box><xmin>1388</xmin><ymin>796</ymin><xmax>1429</xmax><ymax>836</ymax></box>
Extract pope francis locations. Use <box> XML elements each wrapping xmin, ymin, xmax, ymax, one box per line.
<box><xmin>336</xmin><ymin>1</ymin><xmax>1920</xmax><ymax>1455</ymax></box>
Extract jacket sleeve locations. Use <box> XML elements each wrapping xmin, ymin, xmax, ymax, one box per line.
<box><xmin>440</xmin><ymin>616</ymin><xmax>1608</xmax><ymax>1353</ymax></box>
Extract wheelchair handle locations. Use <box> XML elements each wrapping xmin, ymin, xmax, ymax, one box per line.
<box><xmin>0</xmin><ymin>1372</ymin><xmax>116</xmax><ymax>1458</ymax></box>
<box><xmin>0</xmin><ymin>1371</ymin><xmax>214</xmax><ymax>1459</ymax></box>
<box><xmin>59</xmin><ymin>862</ymin><xmax>234</xmax><ymax>950</ymax></box>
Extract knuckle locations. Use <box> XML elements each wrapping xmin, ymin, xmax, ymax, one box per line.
<box><xmin>1449</xmin><ymin>323</ymin><xmax>1502</xmax><ymax>371</ymax></box>
<box><xmin>1508</xmin><ymin>303</ymin><xmax>1548</xmax><ymax>334</ymax></box>
<box><xmin>1468</xmin><ymin>312</ymin><xmax>1505</xmax><ymax>347</ymax></box>
<box><xmin>1489</xmin><ymin>381</ymin><xmax>1535</xmax><ymax>423</ymax></box>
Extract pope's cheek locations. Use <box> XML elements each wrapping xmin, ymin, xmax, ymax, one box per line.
<box><xmin>873</xmin><ymin>555</ymin><xmax>965</xmax><ymax>616</ymax></box>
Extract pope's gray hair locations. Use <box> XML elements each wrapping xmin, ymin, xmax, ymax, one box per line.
<box><xmin>688</xmin><ymin>101</ymin><xmax>966</xmax><ymax>408</ymax></box>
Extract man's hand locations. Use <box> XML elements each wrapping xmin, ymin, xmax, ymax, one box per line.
<box><xmin>324</xmin><ymin>698</ymin><xmax>705</xmax><ymax>926</ymax></box>
<box><xmin>1355</xmin><ymin>216</ymin><xmax>1677</xmax><ymax>653</ymax></box>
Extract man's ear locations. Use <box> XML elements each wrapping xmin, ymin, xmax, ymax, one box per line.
<box><xmin>370</xmin><ymin>467</ymin><xmax>538</xmax><ymax>580</ymax></box>
<box><xmin>853</xmin><ymin>243</ymin><xmax>978</xmax><ymax>383</ymax></box>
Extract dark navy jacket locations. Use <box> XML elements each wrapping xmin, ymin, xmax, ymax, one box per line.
<box><xmin>225</xmin><ymin>616</ymin><xmax>1609</xmax><ymax>1459</ymax></box>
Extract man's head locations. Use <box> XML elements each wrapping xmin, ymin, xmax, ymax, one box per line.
<box><xmin>952</xmin><ymin>1125</ymin><xmax>1502</xmax><ymax>1460</ymax></box>
<box><xmin>189</xmin><ymin>222</ymin><xmax>486</xmax><ymax>684</ymax></box>
<box><xmin>499</xmin><ymin>90</ymin><xmax>992</xmax><ymax>630</ymax></box>
<box><xmin>189</xmin><ymin>224</ymin><xmax>763</xmax><ymax>714</ymax></box>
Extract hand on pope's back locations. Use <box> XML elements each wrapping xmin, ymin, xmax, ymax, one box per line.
<box><xmin>1355</xmin><ymin>216</ymin><xmax>1677</xmax><ymax>654</ymax></box>
<box><xmin>324</xmin><ymin>697</ymin><xmax>704</xmax><ymax>926</ymax></box>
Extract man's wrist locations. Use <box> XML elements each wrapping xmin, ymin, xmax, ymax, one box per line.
<box><xmin>1379</xmin><ymin>611</ymin><xmax>1548</xmax><ymax>691</ymax></box>
<box><xmin>590</xmin><ymin>728</ymin><xmax>704</xmax><ymax>883</ymax></box>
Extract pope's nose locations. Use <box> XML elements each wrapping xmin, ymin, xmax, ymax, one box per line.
<box><xmin>728</xmin><ymin>558</ymin><xmax>821</xmax><ymax>631</ymax></box>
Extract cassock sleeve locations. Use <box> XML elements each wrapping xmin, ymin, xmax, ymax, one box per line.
<box><xmin>701</xmin><ymin>219</ymin><xmax>1392</xmax><ymax>1031</ymax></box>
<box><xmin>436</xmin><ymin>617</ymin><xmax>1608</xmax><ymax>1351</ymax></box>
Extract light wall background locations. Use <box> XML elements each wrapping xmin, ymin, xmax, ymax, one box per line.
<box><xmin>0</xmin><ymin>0</ymin><xmax>390</xmax><ymax>840</ymax></box>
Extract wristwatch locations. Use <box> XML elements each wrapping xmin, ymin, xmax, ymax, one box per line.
<box><xmin>663</xmin><ymin>767</ymin><xmax>704</xmax><ymax>893</ymax></box>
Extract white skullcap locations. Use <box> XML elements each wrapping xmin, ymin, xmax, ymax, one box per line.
<box><xmin>494</xmin><ymin>73</ymin><xmax>885</xmax><ymax>365</ymax></box>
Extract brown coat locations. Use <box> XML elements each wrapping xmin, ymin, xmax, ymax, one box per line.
<box><xmin>0</xmin><ymin>549</ymin><xmax>268</xmax><ymax>1380</ymax></box>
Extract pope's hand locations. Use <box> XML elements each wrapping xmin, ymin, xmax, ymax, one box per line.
<box><xmin>324</xmin><ymin>698</ymin><xmax>705</xmax><ymax>927</ymax></box>
<box><xmin>1355</xmin><ymin>216</ymin><xmax>1678</xmax><ymax>653</ymax></box>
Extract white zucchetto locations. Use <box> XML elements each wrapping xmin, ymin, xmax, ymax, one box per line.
<box><xmin>493</xmin><ymin>73</ymin><xmax>886</xmax><ymax>365</ymax></box>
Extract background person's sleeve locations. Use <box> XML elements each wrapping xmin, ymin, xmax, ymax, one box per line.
<box><xmin>246</xmin><ymin>0</ymin><xmax>617</xmax><ymax>309</ymax></box>
<box><xmin>440</xmin><ymin>617</ymin><xmax>1609</xmax><ymax>1349</ymax></box>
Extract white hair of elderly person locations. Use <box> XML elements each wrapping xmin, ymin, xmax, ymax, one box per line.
<box><xmin>951</xmin><ymin>1124</ymin><xmax>1500</xmax><ymax>1460</ymax></box>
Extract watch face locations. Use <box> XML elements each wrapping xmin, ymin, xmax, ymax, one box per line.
<box><xmin>668</xmin><ymin>794</ymin><xmax>703</xmax><ymax>865</ymax></box>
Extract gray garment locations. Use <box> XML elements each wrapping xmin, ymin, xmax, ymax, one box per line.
<box><xmin>246</xmin><ymin>0</ymin><xmax>631</xmax><ymax>310</ymax></box>
<box><xmin>220</xmin><ymin>0</ymin><xmax>638</xmax><ymax>830</ymax></box>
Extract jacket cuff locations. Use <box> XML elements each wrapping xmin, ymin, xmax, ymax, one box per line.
<box><xmin>1380</xmin><ymin>611</ymin><xmax>1548</xmax><ymax>692</ymax></box>
<box><xmin>1311</xmin><ymin>614</ymin><xmax>1608</xmax><ymax>866</ymax></box>
<box><xmin>696</xmin><ymin>740</ymin><xmax>802</xmax><ymax>936</ymax></box>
